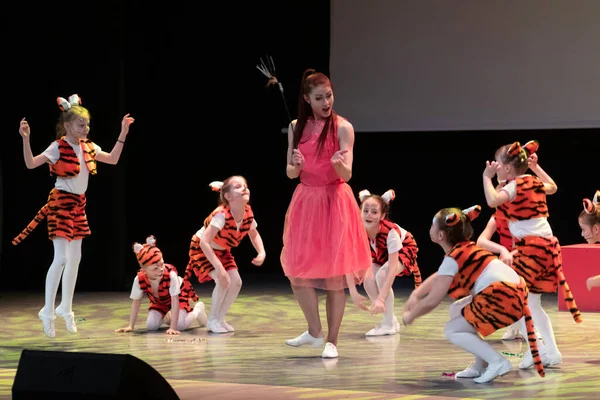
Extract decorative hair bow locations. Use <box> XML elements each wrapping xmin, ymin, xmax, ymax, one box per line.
<box><xmin>583</xmin><ymin>190</ymin><xmax>600</xmax><ymax>214</ymax></box>
<box><xmin>445</xmin><ymin>205</ymin><xmax>482</xmax><ymax>226</ymax></box>
<box><xmin>358</xmin><ymin>189</ymin><xmax>396</xmax><ymax>204</ymax></box>
<box><xmin>209</xmin><ymin>181</ymin><xmax>224</xmax><ymax>192</ymax></box>
<box><xmin>57</xmin><ymin>94</ymin><xmax>82</xmax><ymax>111</ymax></box>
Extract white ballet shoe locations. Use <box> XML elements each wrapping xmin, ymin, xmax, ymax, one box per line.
<box><xmin>285</xmin><ymin>331</ymin><xmax>325</xmax><ymax>347</ymax></box>
<box><xmin>543</xmin><ymin>351</ymin><xmax>562</xmax><ymax>367</ymax></box>
<box><xmin>365</xmin><ymin>323</ymin><xmax>397</xmax><ymax>336</ymax></box>
<box><xmin>219</xmin><ymin>319</ymin><xmax>234</xmax><ymax>332</ymax></box>
<box><xmin>39</xmin><ymin>310</ymin><xmax>56</xmax><ymax>338</ymax></box>
<box><xmin>55</xmin><ymin>307</ymin><xmax>77</xmax><ymax>333</ymax></box>
<box><xmin>321</xmin><ymin>342</ymin><xmax>339</xmax><ymax>358</ymax></box>
<box><xmin>207</xmin><ymin>318</ymin><xmax>228</xmax><ymax>333</ymax></box>
<box><xmin>455</xmin><ymin>365</ymin><xmax>482</xmax><ymax>378</ymax></box>
<box><xmin>473</xmin><ymin>359</ymin><xmax>512</xmax><ymax>384</ymax></box>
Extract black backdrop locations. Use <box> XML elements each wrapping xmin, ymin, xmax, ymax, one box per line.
<box><xmin>1</xmin><ymin>1</ymin><xmax>597</xmax><ymax>292</ymax></box>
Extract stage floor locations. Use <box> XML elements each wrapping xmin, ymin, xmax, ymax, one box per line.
<box><xmin>1</xmin><ymin>284</ymin><xmax>598</xmax><ymax>399</ymax></box>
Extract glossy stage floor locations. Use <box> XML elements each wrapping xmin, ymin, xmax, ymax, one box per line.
<box><xmin>0</xmin><ymin>283</ymin><xmax>598</xmax><ymax>400</ymax></box>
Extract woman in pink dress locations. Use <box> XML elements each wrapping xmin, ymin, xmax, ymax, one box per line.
<box><xmin>281</xmin><ymin>69</ymin><xmax>372</xmax><ymax>358</ymax></box>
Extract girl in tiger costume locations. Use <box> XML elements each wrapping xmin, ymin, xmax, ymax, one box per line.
<box><xmin>185</xmin><ymin>176</ymin><xmax>266</xmax><ymax>334</ymax></box>
<box><xmin>115</xmin><ymin>236</ymin><xmax>207</xmax><ymax>334</ymax></box>
<box><xmin>482</xmin><ymin>140</ymin><xmax>582</xmax><ymax>370</ymax></box>
<box><xmin>580</xmin><ymin>190</ymin><xmax>600</xmax><ymax>291</ymax></box>
<box><xmin>14</xmin><ymin>94</ymin><xmax>134</xmax><ymax>338</ymax></box>
<box><xmin>402</xmin><ymin>205</ymin><xmax>545</xmax><ymax>384</ymax></box>
<box><xmin>358</xmin><ymin>188</ymin><xmax>421</xmax><ymax>336</ymax></box>
<box><xmin>477</xmin><ymin>178</ymin><xmax>542</xmax><ymax>342</ymax></box>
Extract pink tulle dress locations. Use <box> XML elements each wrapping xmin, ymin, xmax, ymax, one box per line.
<box><xmin>280</xmin><ymin>116</ymin><xmax>371</xmax><ymax>290</ymax></box>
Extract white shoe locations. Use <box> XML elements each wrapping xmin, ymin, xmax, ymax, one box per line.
<box><xmin>207</xmin><ymin>318</ymin><xmax>228</xmax><ymax>333</ymax></box>
<box><xmin>321</xmin><ymin>342</ymin><xmax>338</xmax><ymax>358</ymax></box>
<box><xmin>38</xmin><ymin>310</ymin><xmax>56</xmax><ymax>338</ymax></box>
<box><xmin>473</xmin><ymin>359</ymin><xmax>512</xmax><ymax>384</ymax></box>
<box><xmin>285</xmin><ymin>331</ymin><xmax>325</xmax><ymax>347</ymax></box>
<box><xmin>365</xmin><ymin>323</ymin><xmax>397</xmax><ymax>336</ymax></box>
<box><xmin>519</xmin><ymin>347</ymin><xmax>548</xmax><ymax>370</ymax></box>
<box><xmin>455</xmin><ymin>365</ymin><xmax>482</xmax><ymax>378</ymax></box>
<box><xmin>55</xmin><ymin>307</ymin><xmax>77</xmax><ymax>333</ymax></box>
<box><xmin>194</xmin><ymin>302</ymin><xmax>208</xmax><ymax>327</ymax></box>
<box><xmin>543</xmin><ymin>351</ymin><xmax>562</xmax><ymax>367</ymax></box>
<box><xmin>501</xmin><ymin>324</ymin><xmax>521</xmax><ymax>340</ymax></box>
<box><xmin>519</xmin><ymin>351</ymin><xmax>535</xmax><ymax>369</ymax></box>
<box><xmin>220</xmin><ymin>319</ymin><xmax>234</xmax><ymax>332</ymax></box>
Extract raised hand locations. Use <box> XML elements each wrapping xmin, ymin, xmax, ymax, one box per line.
<box><xmin>527</xmin><ymin>153</ymin><xmax>539</xmax><ymax>169</ymax></box>
<box><xmin>121</xmin><ymin>113</ymin><xmax>135</xmax><ymax>135</ymax></box>
<box><xmin>483</xmin><ymin>160</ymin><xmax>501</xmax><ymax>178</ymax></box>
<box><xmin>19</xmin><ymin>118</ymin><xmax>31</xmax><ymax>139</ymax></box>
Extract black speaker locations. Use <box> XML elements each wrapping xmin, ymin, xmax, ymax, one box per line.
<box><xmin>12</xmin><ymin>349</ymin><xmax>180</xmax><ymax>399</ymax></box>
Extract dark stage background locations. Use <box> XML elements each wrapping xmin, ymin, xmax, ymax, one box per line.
<box><xmin>1</xmin><ymin>2</ymin><xmax>597</xmax><ymax>292</ymax></box>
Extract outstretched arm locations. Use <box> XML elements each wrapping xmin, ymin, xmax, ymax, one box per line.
<box><xmin>95</xmin><ymin>114</ymin><xmax>134</xmax><ymax>165</ymax></box>
<box><xmin>115</xmin><ymin>299</ymin><xmax>142</xmax><ymax>333</ymax></box>
<box><xmin>402</xmin><ymin>274</ymin><xmax>453</xmax><ymax>325</ymax></box>
<box><xmin>19</xmin><ymin>118</ymin><xmax>49</xmax><ymax>169</ymax></box>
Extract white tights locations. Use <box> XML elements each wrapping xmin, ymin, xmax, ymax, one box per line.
<box><xmin>41</xmin><ymin>238</ymin><xmax>82</xmax><ymax>317</ymax></box>
<box><xmin>446</xmin><ymin>296</ymin><xmax>505</xmax><ymax>371</ymax></box>
<box><xmin>146</xmin><ymin>309</ymin><xmax>198</xmax><ymax>331</ymax></box>
<box><xmin>364</xmin><ymin>263</ymin><xmax>395</xmax><ymax>325</ymax></box>
<box><xmin>517</xmin><ymin>292</ymin><xmax>557</xmax><ymax>356</ymax></box>
<box><xmin>208</xmin><ymin>269</ymin><xmax>242</xmax><ymax>321</ymax></box>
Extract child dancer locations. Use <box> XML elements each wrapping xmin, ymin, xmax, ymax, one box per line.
<box><xmin>580</xmin><ymin>191</ymin><xmax>600</xmax><ymax>290</ymax></box>
<box><xmin>482</xmin><ymin>140</ymin><xmax>582</xmax><ymax>369</ymax></box>
<box><xmin>14</xmin><ymin>94</ymin><xmax>134</xmax><ymax>337</ymax></box>
<box><xmin>359</xmin><ymin>188</ymin><xmax>421</xmax><ymax>336</ymax></box>
<box><xmin>184</xmin><ymin>176</ymin><xmax>266</xmax><ymax>333</ymax></box>
<box><xmin>476</xmin><ymin>179</ymin><xmax>541</xmax><ymax>341</ymax></box>
<box><xmin>402</xmin><ymin>205</ymin><xmax>545</xmax><ymax>383</ymax></box>
<box><xmin>115</xmin><ymin>236</ymin><xmax>207</xmax><ymax>334</ymax></box>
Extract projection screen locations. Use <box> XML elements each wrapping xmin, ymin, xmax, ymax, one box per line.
<box><xmin>330</xmin><ymin>0</ymin><xmax>600</xmax><ymax>132</ymax></box>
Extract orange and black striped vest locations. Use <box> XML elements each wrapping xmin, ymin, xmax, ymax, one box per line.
<box><xmin>446</xmin><ymin>241</ymin><xmax>496</xmax><ymax>299</ymax></box>
<box><xmin>203</xmin><ymin>205</ymin><xmax>254</xmax><ymax>249</ymax></box>
<box><xmin>502</xmin><ymin>175</ymin><xmax>548</xmax><ymax>221</ymax></box>
<box><xmin>137</xmin><ymin>264</ymin><xmax>178</xmax><ymax>305</ymax></box>
<box><xmin>49</xmin><ymin>138</ymin><xmax>97</xmax><ymax>177</ymax></box>
<box><xmin>371</xmin><ymin>220</ymin><xmax>402</xmax><ymax>265</ymax></box>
